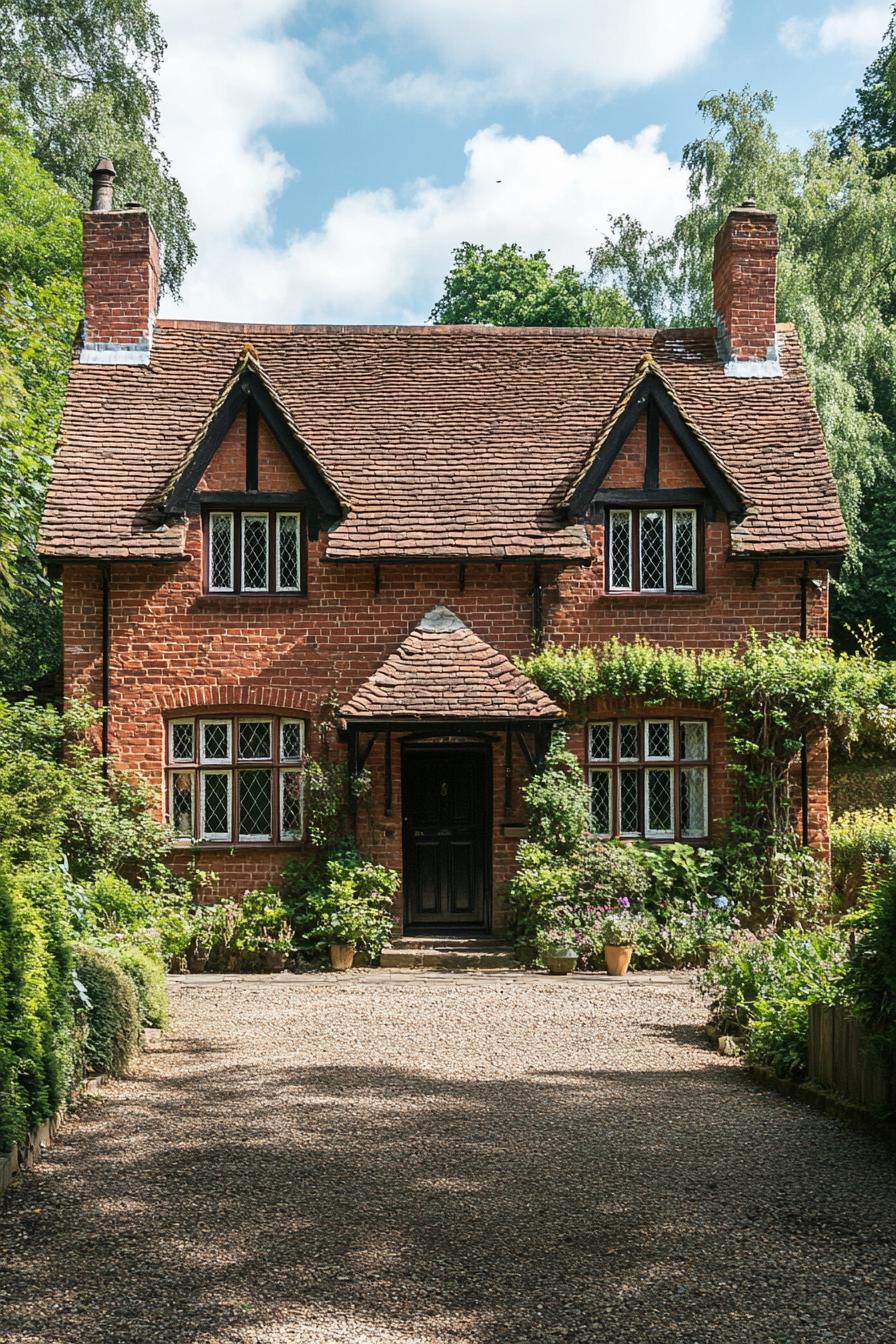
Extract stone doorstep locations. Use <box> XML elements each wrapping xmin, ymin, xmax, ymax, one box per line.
<box><xmin>380</xmin><ymin>937</ymin><xmax>518</xmax><ymax>971</ymax></box>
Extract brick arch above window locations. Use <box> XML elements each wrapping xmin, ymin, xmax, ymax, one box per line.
<box><xmin>153</xmin><ymin>685</ymin><xmax>316</xmax><ymax>716</ymax></box>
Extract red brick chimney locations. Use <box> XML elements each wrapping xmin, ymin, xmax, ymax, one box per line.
<box><xmin>711</xmin><ymin>200</ymin><xmax>779</xmax><ymax>373</ymax></box>
<box><xmin>80</xmin><ymin>157</ymin><xmax>160</xmax><ymax>365</ymax></box>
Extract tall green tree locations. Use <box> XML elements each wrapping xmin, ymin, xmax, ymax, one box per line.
<box><xmin>0</xmin><ymin>0</ymin><xmax>194</xmax><ymax>295</ymax></box>
<box><xmin>590</xmin><ymin>88</ymin><xmax>896</xmax><ymax>649</ymax></box>
<box><xmin>431</xmin><ymin>242</ymin><xmax>639</xmax><ymax>327</ymax></box>
<box><xmin>831</xmin><ymin>7</ymin><xmax>896</xmax><ymax>172</ymax></box>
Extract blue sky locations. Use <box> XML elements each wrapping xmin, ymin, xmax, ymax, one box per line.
<box><xmin>152</xmin><ymin>1</ymin><xmax>891</xmax><ymax>323</ymax></box>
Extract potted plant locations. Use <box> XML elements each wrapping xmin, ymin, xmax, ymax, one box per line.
<box><xmin>232</xmin><ymin>887</ymin><xmax>295</xmax><ymax>972</ymax></box>
<box><xmin>186</xmin><ymin>904</ymin><xmax>217</xmax><ymax>973</ymax></box>
<box><xmin>536</xmin><ymin>927</ymin><xmax>579</xmax><ymax>976</ymax></box>
<box><xmin>598</xmin><ymin>901</ymin><xmax>645</xmax><ymax>976</ymax></box>
<box><xmin>300</xmin><ymin>844</ymin><xmax>399</xmax><ymax>970</ymax></box>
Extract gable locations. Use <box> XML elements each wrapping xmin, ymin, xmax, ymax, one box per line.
<box><xmin>197</xmin><ymin>409</ymin><xmax>303</xmax><ymax>494</ymax></box>
<box><xmin>599</xmin><ymin>414</ymin><xmax>705</xmax><ymax>493</ymax></box>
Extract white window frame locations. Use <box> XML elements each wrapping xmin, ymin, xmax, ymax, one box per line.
<box><xmin>275</xmin><ymin>512</ymin><xmax>302</xmax><ymax>593</ymax></box>
<box><xmin>280</xmin><ymin>768</ymin><xmax>304</xmax><ymax>841</ymax></box>
<box><xmin>169</xmin><ymin>770</ymin><xmax>195</xmax><ymax>844</ymax></box>
<box><xmin>680</xmin><ymin>766</ymin><xmax>709</xmax><ymax>839</ymax></box>
<box><xmin>208</xmin><ymin>512</ymin><xmax>235</xmax><ymax>592</ymax></box>
<box><xmin>645</xmin><ymin>767</ymin><xmax>675</xmax><ymax>840</ymax></box>
<box><xmin>608</xmin><ymin>509</ymin><xmax>633</xmax><ymax>591</ymax></box>
<box><xmin>241</xmin><ymin>512</ymin><xmax>270</xmax><ymax>592</ymax></box>
<box><xmin>618</xmin><ymin>721</ymin><xmax>640</xmax><ymax>762</ymax></box>
<box><xmin>237</xmin><ymin>768</ymin><xmax>273</xmax><ymax>843</ymax></box>
<box><xmin>645</xmin><ymin>719</ymin><xmax>674</xmax><ymax>762</ymax></box>
<box><xmin>237</xmin><ymin>717</ymin><xmax>273</xmax><ymax>762</ymax></box>
<box><xmin>588</xmin><ymin>721</ymin><xmax>612</xmax><ymax>762</ymax></box>
<box><xmin>679</xmin><ymin>719</ymin><xmax>709</xmax><ymax>762</ymax></box>
<box><xmin>280</xmin><ymin>718</ymin><xmax>305</xmax><ymax>763</ymax></box>
<box><xmin>200</xmin><ymin>718</ymin><xmax>232</xmax><ymax>765</ymax></box>
<box><xmin>617</xmin><ymin>770</ymin><xmax>642</xmax><ymax>838</ymax></box>
<box><xmin>168</xmin><ymin>718</ymin><xmax>195</xmax><ymax>764</ymax></box>
<box><xmin>200</xmin><ymin>769</ymin><xmax>232</xmax><ymax>842</ymax></box>
<box><xmin>672</xmin><ymin>508</ymin><xmax>698</xmax><ymax>592</ymax></box>
<box><xmin>639</xmin><ymin>510</ymin><xmax>667</xmax><ymax>592</ymax></box>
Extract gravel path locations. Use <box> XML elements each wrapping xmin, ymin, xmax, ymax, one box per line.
<box><xmin>1</xmin><ymin>971</ymin><xmax>895</xmax><ymax>1344</ymax></box>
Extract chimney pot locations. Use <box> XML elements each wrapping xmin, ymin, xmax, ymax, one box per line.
<box><xmin>90</xmin><ymin>157</ymin><xmax>116</xmax><ymax>212</ymax></box>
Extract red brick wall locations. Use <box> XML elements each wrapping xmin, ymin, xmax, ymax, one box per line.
<box><xmin>82</xmin><ymin>209</ymin><xmax>160</xmax><ymax>348</ymax></box>
<box><xmin>601</xmin><ymin>417</ymin><xmax>704</xmax><ymax>490</ymax></box>
<box><xmin>61</xmin><ymin>407</ymin><xmax>832</xmax><ymax>929</ymax></box>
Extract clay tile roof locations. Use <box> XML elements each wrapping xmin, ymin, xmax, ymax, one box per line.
<box><xmin>39</xmin><ymin>322</ymin><xmax>847</xmax><ymax>561</ymax></box>
<box><xmin>340</xmin><ymin>606</ymin><xmax>563</xmax><ymax>722</ymax></box>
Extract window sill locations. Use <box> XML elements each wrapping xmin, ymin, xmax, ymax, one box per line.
<box><xmin>601</xmin><ymin>591</ymin><xmax>709</xmax><ymax>602</ymax></box>
<box><xmin>168</xmin><ymin>840</ymin><xmax>306</xmax><ymax>853</ymax></box>
<box><xmin>192</xmin><ymin>593</ymin><xmax>308</xmax><ymax>608</ymax></box>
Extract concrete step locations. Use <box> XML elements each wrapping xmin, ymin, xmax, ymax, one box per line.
<box><xmin>379</xmin><ymin>937</ymin><xmax>519</xmax><ymax>971</ymax></box>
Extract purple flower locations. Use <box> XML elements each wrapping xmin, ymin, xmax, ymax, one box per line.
<box><xmin>619</xmin><ymin>897</ymin><xmax>631</xmax><ymax>909</ymax></box>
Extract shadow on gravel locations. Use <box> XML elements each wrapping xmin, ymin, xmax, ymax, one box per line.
<box><xmin>2</xmin><ymin>1047</ymin><xmax>896</xmax><ymax>1344</ymax></box>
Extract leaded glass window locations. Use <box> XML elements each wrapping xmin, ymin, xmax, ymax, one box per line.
<box><xmin>603</xmin><ymin>506</ymin><xmax>702</xmax><ymax>594</ymax></box>
<box><xmin>277</xmin><ymin>513</ymin><xmax>301</xmax><ymax>591</ymax></box>
<box><xmin>673</xmin><ymin>509</ymin><xmax>697</xmax><ymax>590</ymax></box>
<box><xmin>205</xmin><ymin>510</ymin><xmax>303</xmax><ymax>594</ymax></box>
<box><xmin>585</xmin><ymin>718</ymin><xmax>709</xmax><ymax>841</ymax></box>
<box><xmin>241</xmin><ymin>513</ymin><xmax>269</xmax><ymax>591</ymax></box>
<box><xmin>608</xmin><ymin>510</ymin><xmax>632</xmax><ymax>590</ymax></box>
<box><xmin>209</xmin><ymin>513</ymin><xmax>234</xmax><ymax>591</ymax></box>
<box><xmin>639</xmin><ymin>511</ymin><xmax>666</xmax><ymax>591</ymax></box>
<box><xmin>168</xmin><ymin>715</ymin><xmax>306</xmax><ymax>844</ymax></box>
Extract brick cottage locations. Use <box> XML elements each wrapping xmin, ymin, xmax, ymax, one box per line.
<box><xmin>39</xmin><ymin>162</ymin><xmax>848</xmax><ymax>935</ymax></box>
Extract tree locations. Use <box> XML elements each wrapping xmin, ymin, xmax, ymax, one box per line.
<box><xmin>0</xmin><ymin>1</ymin><xmax>194</xmax><ymax>294</ymax></box>
<box><xmin>831</xmin><ymin>7</ymin><xmax>896</xmax><ymax>172</ymax></box>
<box><xmin>591</xmin><ymin>89</ymin><xmax>896</xmax><ymax>651</ymax></box>
<box><xmin>431</xmin><ymin>242</ymin><xmax>639</xmax><ymax>327</ymax></box>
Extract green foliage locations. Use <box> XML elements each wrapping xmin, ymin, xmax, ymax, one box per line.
<box><xmin>842</xmin><ymin>862</ymin><xmax>896</xmax><ymax>1066</ymax></box>
<box><xmin>0</xmin><ymin>864</ymin><xmax>76</xmax><ymax>1149</ymax></box>
<box><xmin>831</xmin><ymin>807</ymin><xmax>896</xmax><ymax>906</ymax></box>
<box><xmin>303</xmin><ymin>756</ymin><xmax>372</xmax><ymax>849</ymax></box>
<box><xmin>431</xmin><ymin>242</ymin><xmax>639</xmax><ymax>328</ymax></box>
<box><xmin>589</xmin><ymin>84</ymin><xmax>896</xmax><ymax>640</ymax></box>
<box><xmin>831</xmin><ymin>13</ymin><xmax>896</xmax><ymax>169</ymax></box>
<box><xmin>112</xmin><ymin>941</ymin><xmax>167</xmax><ymax>1029</ymax></box>
<box><xmin>522</xmin><ymin>732</ymin><xmax>591</xmax><ymax>858</ymax></box>
<box><xmin>0</xmin><ymin>2</ymin><xmax>194</xmax><ymax>295</ymax></box>
<box><xmin>73</xmin><ymin>943</ymin><xmax>141</xmax><ymax>1077</ymax></box>
<box><xmin>597</xmin><ymin>905</ymin><xmax>648</xmax><ymax>949</ymax></box>
<box><xmin>700</xmin><ymin>927</ymin><xmax>850</xmax><ymax>1077</ymax></box>
<box><xmin>231</xmin><ymin>887</ymin><xmax>294</xmax><ymax>957</ymax></box>
<box><xmin>285</xmin><ymin>843</ymin><xmax>399</xmax><ymax>960</ymax></box>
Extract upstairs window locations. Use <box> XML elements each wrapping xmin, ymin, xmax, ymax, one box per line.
<box><xmin>607</xmin><ymin>507</ymin><xmax>699</xmax><ymax>594</ymax></box>
<box><xmin>205</xmin><ymin>509</ymin><xmax>303</xmax><ymax>594</ymax></box>
<box><xmin>167</xmin><ymin>714</ymin><xmax>305</xmax><ymax>844</ymax></box>
<box><xmin>587</xmin><ymin>718</ymin><xmax>709</xmax><ymax>841</ymax></box>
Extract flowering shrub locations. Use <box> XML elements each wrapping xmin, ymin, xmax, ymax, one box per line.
<box><xmin>284</xmin><ymin>842</ymin><xmax>399</xmax><ymax>962</ymax></box>
<box><xmin>831</xmin><ymin>807</ymin><xmax>896</xmax><ymax>907</ymax></box>
<box><xmin>597</xmin><ymin>903</ymin><xmax>647</xmax><ymax>949</ymax></box>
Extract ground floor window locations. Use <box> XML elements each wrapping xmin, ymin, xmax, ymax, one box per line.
<box><xmin>166</xmin><ymin>714</ymin><xmax>305</xmax><ymax>843</ymax></box>
<box><xmin>587</xmin><ymin>718</ymin><xmax>709</xmax><ymax>841</ymax></box>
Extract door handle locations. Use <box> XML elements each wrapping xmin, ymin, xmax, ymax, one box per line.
<box><xmin>437</xmin><ymin>828</ymin><xmax>451</xmax><ymax>837</ymax></box>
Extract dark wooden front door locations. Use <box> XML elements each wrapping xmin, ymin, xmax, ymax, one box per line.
<box><xmin>402</xmin><ymin>744</ymin><xmax>491</xmax><ymax>930</ymax></box>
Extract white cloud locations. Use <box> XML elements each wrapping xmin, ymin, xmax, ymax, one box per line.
<box><xmin>162</xmin><ymin>124</ymin><xmax>688</xmax><ymax>324</ymax></box>
<box><xmin>358</xmin><ymin>0</ymin><xmax>730</xmax><ymax>104</ymax></box>
<box><xmin>779</xmin><ymin>5</ymin><xmax>889</xmax><ymax>56</ymax></box>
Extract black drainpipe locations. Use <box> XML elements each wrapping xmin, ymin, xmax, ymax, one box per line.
<box><xmin>532</xmin><ymin>561</ymin><xmax>544</xmax><ymax>650</ymax></box>
<box><xmin>799</xmin><ymin>561</ymin><xmax>809</xmax><ymax>845</ymax></box>
<box><xmin>101</xmin><ymin>562</ymin><xmax>111</xmax><ymax>779</ymax></box>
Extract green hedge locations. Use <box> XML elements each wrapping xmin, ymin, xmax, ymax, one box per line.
<box><xmin>73</xmin><ymin>944</ymin><xmax>142</xmax><ymax>1077</ymax></box>
<box><xmin>114</xmin><ymin>943</ymin><xmax>168</xmax><ymax>1029</ymax></box>
<box><xmin>0</xmin><ymin>866</ymin><xmax>76</xmax><ymax>1152</ymax></box>
<box><xmin>830</xmin><ymin>808</ymin><xmax>896</xmax><ymax>907</ymax></box>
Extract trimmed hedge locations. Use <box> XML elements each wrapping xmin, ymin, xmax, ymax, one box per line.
<box><xmin>0</xmin><ymin>866</ymin><xmax>76</xmax><ymax>1152</ymax></box>
<box><xmin>73</xmin><ymin>944</ymin><xmax>142</xmax><ymax>1077</ymax></box>
<box><xmin>115</xmin><ymin>943</ymin><xmax>168</xmax><ymax>1029</ymax></box>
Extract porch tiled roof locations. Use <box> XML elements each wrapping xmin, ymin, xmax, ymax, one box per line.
<box><xmin>340</xmin><ymin>607</ymin><xmax>563</xmax><ymax>722</ymax></box>
<box><xmin>40</xmin><ymin>321</ymin><xmax>847</xmax><ymax>562</ymax></box>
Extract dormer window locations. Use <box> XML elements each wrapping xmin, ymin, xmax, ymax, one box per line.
<box><xmin>204</xmin><ymin>508</ymin><xmax>303</xmax><ymax>595</ymax></box>
<box><xmin>607</xmin><ymin>506</ymin><xmax>700</xmax><ymax>594</ymax></box>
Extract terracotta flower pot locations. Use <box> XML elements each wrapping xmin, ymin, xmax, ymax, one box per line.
<box><xmin>544</xmin><ymin>950</ymin><xmax>578</xmax><ymax>976</ymax></box>
<box><xmin>329</xmin><ymin>942</ymin><xmax>356</xmax><ymax>971</ymax></box>
<box><xmin>187</xmin><ymin>951</ymin><xmax>209</xmax><ymax>974</ymax></box>
<box><xmin>263</xmin><ymin>950</ymin><xmax>287</xmax><ymax>973</ymax></box>
<box><xmin>603</xmin><ymin>944</ymin><xmax>633</xmax><ymax>977</ymax></box>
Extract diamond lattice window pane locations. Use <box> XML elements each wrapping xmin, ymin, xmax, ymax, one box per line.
<box><xmin>646</xmin><ymin>769</ymin><xmax>673</xmax><ymax>834</ymax></box>
<box><xmin>619</xmin><ymin>771</ymin><xmax>640</xmax><ymax>834</ymax></box>
<box><xmin>201</xmin><ymin>720</ymin><xmax>231</xmax><ymax>762</ymax></box>
<box><xmin>239</xmin><ymin>720</ymin><xmax>271</xmax><ymax>760</ymax></box>
<box><xmin>281</xmin><ymin>770</ymin><xmax>303</xmax><ymax>838</ymax></box>
<box><xmin>209</xmin><ymin>513</ymin><xmax>234</xmax><ymax>590</ymax></box>
<box><xmin>589</xmin><ymin>723</ymin><xmax>611</xmax><ymax>761</ymax></box>
<box><xmin>679</xmin><ymin>721</ymin><xmax>708</xmax><ymax>761</ymax></box>
<box><xmin>171</xmin><ymin>772</ymin><xmax>194</xmax><ymax>838</ymax></box>
<box><xmin>281</xmin><ymin>720</ymin><xmax>304</xmax><ymax>762</ymax></box>
<box><xmin>673</xmin><ymin>509</ymin><xmax>696</xmax><ymax>589</ymax></box>
<box><xmin>640</xmin><ymin>511</ymin><xmax>666</xmax><ymax>590</ymax></box>
<box><xmin>680</xmin><ymin>767</ymin><xmax>707</xmax><ymax>837</ymax></box>
<box><xmin>646</xmin><ymin>720</ymin><xmax>672</xmax><ymax>759</ymax></box>
<box><xmin>609</xmin><ymin>511</ymin><xmax>631</xmax><ymax>589</ymax></box>
<box><xmin>277</xmin><ymin>514</ymin><xmax>301</xmax><ymax>591</ymax></box>
<box><xmin>242</xmin><ymin>514</ymin><xmax>269</xmax><ymax>590</ymax></box>
<box><xmin>239</xmin><ymin>770</ymin><xmax>272</xmax><ymax>839</ymax></box>
<box><xmin>590</xmin><ymin>770</ymin><xmax>611</xmax><ymax>834</ymax></box>
<box><xmin>171</xmin><ymin>721</ymin><xmax>194</xmax><ymax>762</ymax></box>
<box><xmin>201</xmin><ymin>772</ymin><xmax>230</xmax><ymax>838</ymax></box>
<box><xmin>619</xmin><ymin>722</ymin><xmax>640</xmax><ymax>760</ymax></box>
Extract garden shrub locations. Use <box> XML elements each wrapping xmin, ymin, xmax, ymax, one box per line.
<box><xmin>73</xmin><ymin>871</ymin><xmax>192</xmax><ymax>961</ymax></box>
<box><xmin>831</xmin><ymin>807</ymin><xmax>896</xmax><ymax>907</ymax></box>
<box><xmin>700</xmin><ymin>927</ymin><xmax>850</xmax><ymax>1077</ymax></box>
<box><xmin>232</xmin><ymin>886</ymin><xmax>294</xmax><ymax>965</ymax></box>
<box><xmin>113</xmin><ymin>942</ymin><xmax>169</xmax><ymax>1029</ymax></box>
<box><xmin>73</xmin><ymin>944</ymin><xmax>142</xmax><ymax>1077</ymax></box>
<box><xmin>284</xmin><ymin>842</ymin><xmax>399</xmax><ymax>961</ymax></box>
<box><xmin>842</xmin><ymin>864</ymin><xmax>896</xmax><ymax>1068</ymax></box>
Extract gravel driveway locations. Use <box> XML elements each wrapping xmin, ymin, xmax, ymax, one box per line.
<box><xmin>1</xmin><ymin>971</ymin><xmax>895</xmax><ymax>1344</ymax></box>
